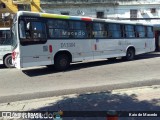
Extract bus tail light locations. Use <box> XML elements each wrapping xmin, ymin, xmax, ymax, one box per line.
<box><xmin>49</xmin><ymin>45</ymin><xmax>52</xmax><ymax>53</ymax></box>
<box><xmin>12</xmin><ymin>51</ymin><xmax>16</xmax><ymax>60</ymax></box>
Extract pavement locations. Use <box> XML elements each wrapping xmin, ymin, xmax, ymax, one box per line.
<box><xmin>0</xmin><ymin>85</ymin><xmax>160</xmax><ymax>120</ymax></box>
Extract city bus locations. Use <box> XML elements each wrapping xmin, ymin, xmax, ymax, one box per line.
<box><xmin>0</xmin><ymin>28</ymin><xmax>13</xmax><ymax>68</ymax></box>
<box><xmin>11</xmin><ymin>11</ymin><xmax>155</xmax><ymax>70</ymax></box>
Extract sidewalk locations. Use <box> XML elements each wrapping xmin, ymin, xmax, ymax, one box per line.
<box><xmin>0</xmin><ymin>85</ymin><xmax>160</xmax><ymax>120</ymax></box>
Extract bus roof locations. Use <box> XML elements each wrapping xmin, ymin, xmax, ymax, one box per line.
<box><xmin>16</xmin><ymin>11</ymin><xmax>153</xmax><ymax>26</ymax></box>
<box><xmin>0</xmin><ymin>28</ymin><xmax>10</xmax><ymax>30</ymax></box>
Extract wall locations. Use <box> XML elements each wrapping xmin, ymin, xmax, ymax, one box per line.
<box><xmin>0</xmin><ymin>0</ymin><xmax>41</xmax><ymax>27</ymax></box>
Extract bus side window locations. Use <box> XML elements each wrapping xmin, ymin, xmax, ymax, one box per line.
<box><xmin>147</xmin><ymin>26</ymin><xmax>154</xmax><ymax>38</ymax></box>
<box><xmin>124</xmin><ymin>25</ymin><xmax>135</xmax><ymax>38</ymax></box>
<box><xmin>47</xmin><ymin>19</ymin><xmax>69</xmax><ymax>39</ymax></box>
<box><xmin>69</xmin><ymin>21</ymin><xmax>88</xmax><ymax>39</ymax></box>
<box><xmin>108</xmin><ymin>23</ymin><xmax>121</xmax><ymax>38</ymax></box>
<box><xmin>3</xmin><ymin>30</ymin><xmax>11</xmax><ymax>45</ymax></box>
<box><xmin>0</xmin><ymin>30</ymin><xmax>11</xmax><ymax>45</ymax></box>
<box><xmin>135</xmin><ymin>26</ymin><xmax>145</xmax><ymax>38</ymax></box>
<box><xmin>92</xmin><ymin>22</ymin><xmax>106</xmax><ymax>38</ymax></box>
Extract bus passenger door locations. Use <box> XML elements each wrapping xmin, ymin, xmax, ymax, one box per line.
<box><xmin>93</xmin><ymin>39</ymin><xmax>100</xmax><ymax>59</ymax></box>
<box><xmin>118</xmin><ymin>38</ymin><xmax>127</xmax><ymax>54</ymax></box>
<box><xmin>94</xmin><ymin>38</ymin><xmax>125</xmax><ymax>59</ymax></box>
<box><xmin>92</xmin><ymin>23</ymin><xmax>126</xmax><ymax>59</ymax></box>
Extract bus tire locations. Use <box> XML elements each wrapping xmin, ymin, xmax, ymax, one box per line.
<box><xmin>4</xmin><ymin>54</ymin><xmax>14</xmax><ymax>68</ymax></box>
<box><xmin>54</xmin><ymin>54</ymin><xmax>70</xmax><ymax>71</ymax></box>
<box><xmin>125</xmin><ymin>48</ymin><xmax>135</xmax><ymax>61</ymax></box>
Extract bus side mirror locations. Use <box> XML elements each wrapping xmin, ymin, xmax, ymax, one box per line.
<box><xmin>26</xmin><ymin>22</ymin><xmax>31</xmax><ymax>30</ymax></box>
<box><xmin>27</xmin><ymin>22</ymin><xmax>31</xmax><ymax>30</ymax></box>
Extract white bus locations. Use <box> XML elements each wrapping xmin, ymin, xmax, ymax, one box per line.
<box><xmin>12</xmin><ymin>11</ymin><xmax>155</xmax><ymax>70</ymax></box>
<box><xmin>0</xmin><ymin>28</ymin><xmax>13</xmax><ymax>68</ymax></box>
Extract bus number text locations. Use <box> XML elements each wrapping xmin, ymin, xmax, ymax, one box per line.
<box><xmin>61</xmin><ymin>43</ymin><xmax>75</xmax><ymax>48</ymax></box>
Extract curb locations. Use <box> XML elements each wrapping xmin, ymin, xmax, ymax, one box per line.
<box><xmin>0</xmin><ymin>85</ymin><xmax>159</xmax><ymax>111</ymax></box>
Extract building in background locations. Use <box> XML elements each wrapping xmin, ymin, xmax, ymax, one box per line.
<box><xmin>41</xmin><ymin>0</ymin><xmax>160</xmax><ymax>50</ymax></box>
<box><xmin>0</xmin><ymin>0</ymin><xmax>41</xmax><ymax>27</ymax></box>
<box><xmin>41</xmin><ymin>0</ymin><xmax>160</xmax><ymax>23</ymax></box>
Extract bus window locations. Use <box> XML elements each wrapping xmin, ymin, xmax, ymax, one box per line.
<box><xmin>48</xmin><ymin>19</ymin><xmax>68</xmax><ymax>29</ymax></box>
<box><xmin>0</xmin><ymin>30</ymin><xmax>5</xmax><ymax>44</ymax></box>
<box><xmin>135</xmin><ymin>26</ymin><xmax>145</xmax><ymax>38</ymax></box>
<box><xmin>93</xmin><ymin>23</ymin><xmax>106</xmax><ymax>38</ymax></box>
<box><xmin>147</xmin><ymin>26</ymin><xmax>154</xmax><ymax>38</ymax></box>
<box><xmin>69</xmin><ymin>21</ymin><xmax>88</xmax><ymax>39</ymax></box>
<box><xmin>124</xmin><ymin>25</ymin><xmax>135</xmax><ymax>38</ymax></box>
<box><xmin>108</xmin><ymin>23</ymin><xmax>122</xmax><ymax>38</ymax></box>
<box><xmin>0</xmin><ymin>30</ymin><xmax>11</xmax><ymax>45</ymax></box>
<box><xmin>3</xmin><ymin>30</ymin><xmax>11</xmax><ymax>45</ymax></box>
<box><xmin>31</xmin><ymin>22</ymin><xmax>46</xmax><ymax>39</ymax></box>
<box><xmin>47</xmin><ymin>19</ymin><xmax>69</xmax><ymax>39</ymax></box>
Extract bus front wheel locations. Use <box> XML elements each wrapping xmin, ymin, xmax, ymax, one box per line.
<box><xmin>4</xmin><ymin>54</ymin><xmax>14</xmax><ymax>68</ymax></box>
<box><xmin>54</xmin><ymin>54</ymin><xmax>70</xmax><ymax>71</ymax></box>
<box><xmin>125</xmin><ymin>48</ymin><xmax>135</xmax><ymax>61</ymax></box>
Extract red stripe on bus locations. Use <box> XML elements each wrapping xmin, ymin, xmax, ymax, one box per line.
<box><xmin>81</xmin><ymin>18</ymin><xmax>92</xmax><ymax>21</ymax></box>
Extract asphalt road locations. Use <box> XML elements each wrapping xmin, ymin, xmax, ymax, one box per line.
<box><xmin>0</xmin><ymin>52</ymin><xmax>160</xmax><ymax>103</ymax></box>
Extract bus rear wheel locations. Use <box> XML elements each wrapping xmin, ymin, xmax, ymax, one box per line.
<box><xmin>54</xmin><ymin>54</ymin><xmax>70</xmax><ymax>71</ymax></box>
<box><xmin>125</xmin><ymin>48</ymin><xmax>135</xmax><ymax>61</ymax></box>
<box><xmin>4</xmin><ymin>54</ymin><xmax>14</xmax><ymax>68</ymax></box>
